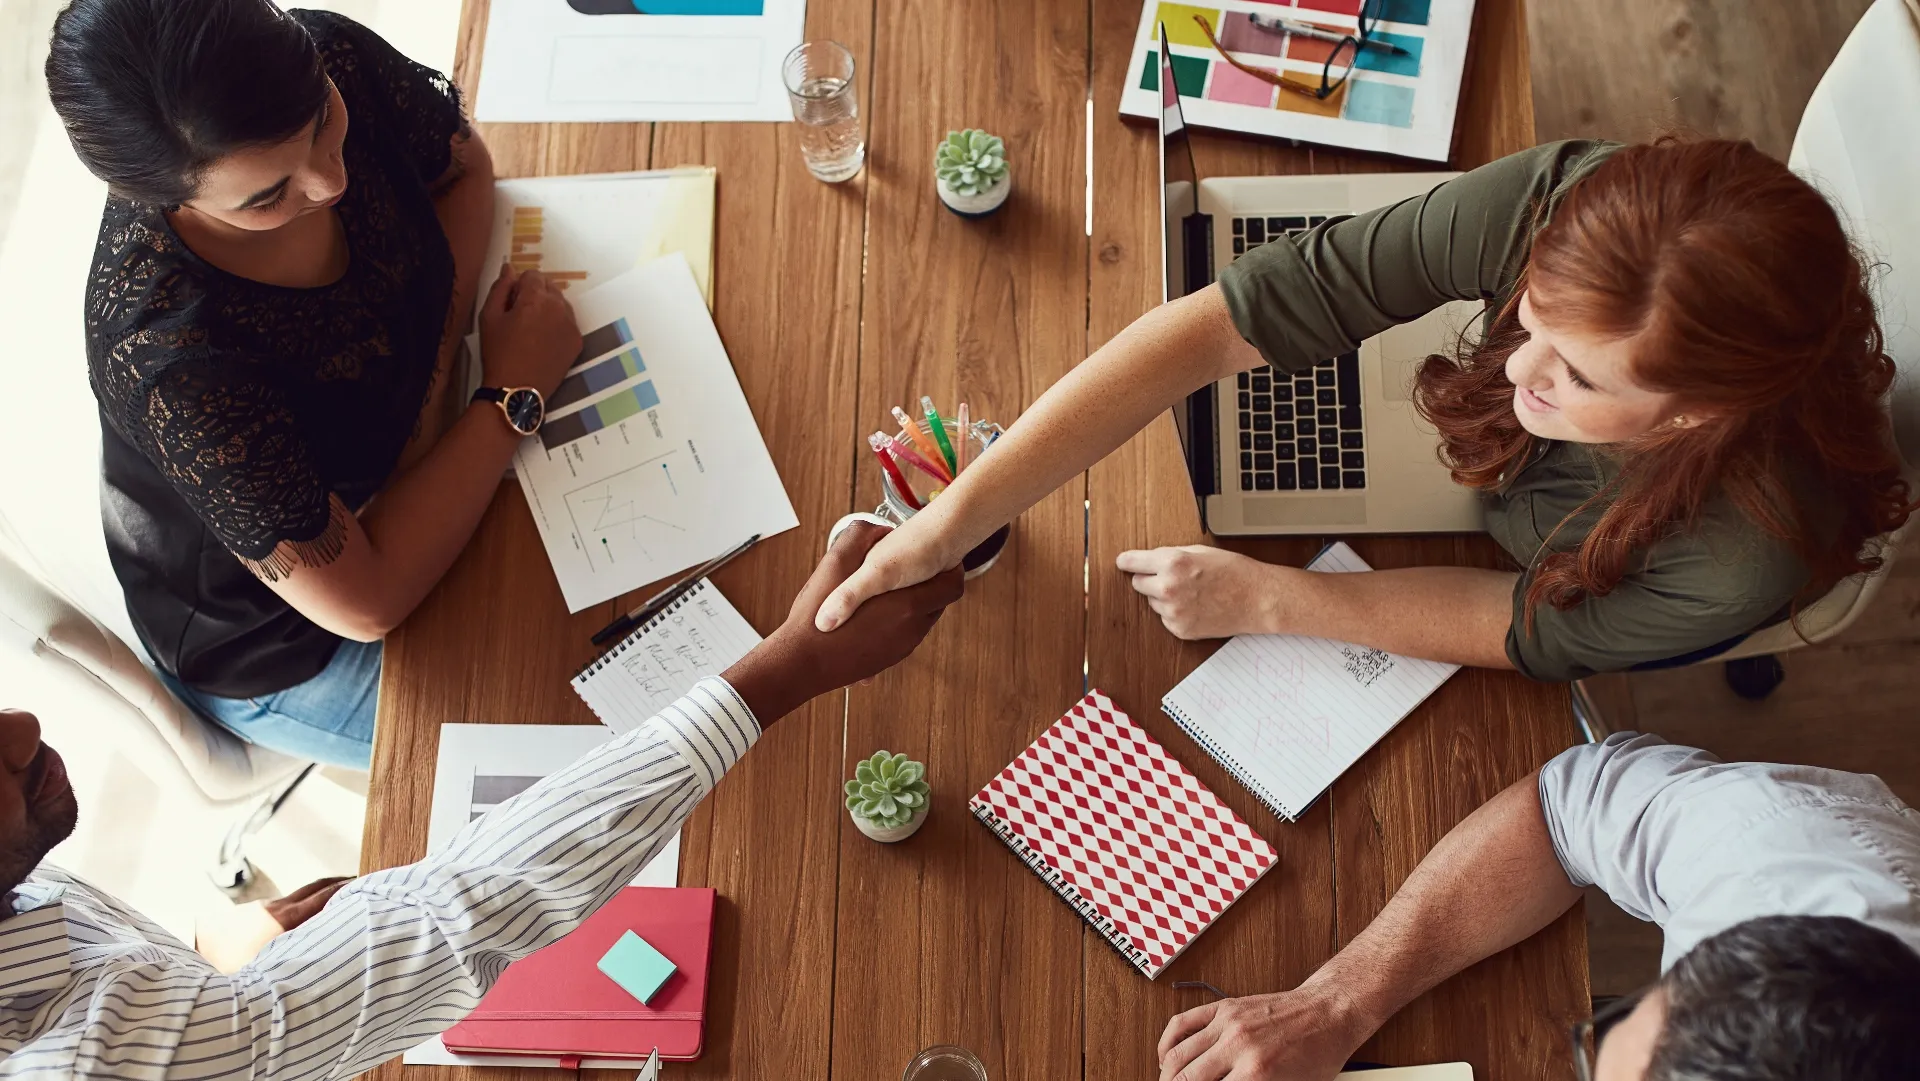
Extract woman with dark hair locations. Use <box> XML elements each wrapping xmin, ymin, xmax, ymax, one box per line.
<box><xmin>811</xmin><ymin>139</ymin><xmax>1914</xmax><ymax>681</ymax></box>
<box><xmin>46</xmin><ymin>0</ymin><xmax>582</xmax><ymax>767</ymax></box>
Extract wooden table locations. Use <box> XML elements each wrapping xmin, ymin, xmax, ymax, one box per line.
<box><xmin>362</xmin><ymin>1</ymin><xmax>1589</xmax><ymax>1079</ymax></box>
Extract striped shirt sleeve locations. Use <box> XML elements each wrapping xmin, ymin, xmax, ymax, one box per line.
<box><xmin>32</xmin><ymin>678</ymin><xmax>757</xmax><ymax>1081</ymax></box>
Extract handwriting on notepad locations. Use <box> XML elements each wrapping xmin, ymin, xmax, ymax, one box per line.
<box><xmin>1338</xmin><ymin>646</ymin><xmax>1395</xmax><ymax>688</ymax></box>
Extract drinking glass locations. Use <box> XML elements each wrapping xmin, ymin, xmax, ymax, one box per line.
<box><xmin>782</xmin><ymin>41</ymin><xmax>865</xmax><ymax>182</ymax></box>
<box><xmin>902</xmin><ymin>1044</ymin><xmax>988</xmax><ymax>1081</ymax></box>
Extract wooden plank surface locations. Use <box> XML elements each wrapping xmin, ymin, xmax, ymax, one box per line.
<box><xmin>1527</xmin><ymin>0</ymin><xmax>1871</xmax><ymax>160</ymax></box>
<box><xmin>363</xmin><ymin>0</ymin><xmax>1591</xmax><ymax>1078</ymax></box>
<box><xmin>827</xmin><ymin>1</ymin><xmax>1091</xmax><ymax>1078</ymax></box>
<box><xmin>639</xmin><ymin>0</ymin><xmax>874</xmax><ymax>1074</ymax></box>
<box><xmin>1082</xmin><ymin>0</ymin><xmax>1587</xmax><ymax>1078</ymax></box>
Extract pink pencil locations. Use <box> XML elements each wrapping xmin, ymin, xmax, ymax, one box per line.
<box><xmin>887</xmin><ymin>434</ymin><xmax>953</xmax><ymax>488</ymax></box>
<box><xmin>868</xmin><ymin>432</ymin><xmax>923</xmax><ymax>510</ymax></box>
<box><xmin>954</xmin><ymin>401</ymin><xmax>971</xmax><ymax>473</ymax></box>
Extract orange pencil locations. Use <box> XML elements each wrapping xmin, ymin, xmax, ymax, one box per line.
<box><xmin>891</xmin><ymin>405</ymin><xmax>951</xmax><ymax>482</ymax></box>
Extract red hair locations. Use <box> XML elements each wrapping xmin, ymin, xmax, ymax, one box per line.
<box><xmin>1416</xmin><ymin>139</ymin><xmax>1913</xmax><ymax>622</ymax></box>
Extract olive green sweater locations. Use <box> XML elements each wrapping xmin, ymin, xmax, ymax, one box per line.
<box><xmin>1219</xmin><ymin>140</ymin><xmax>1807</xmax><ymax>681</ymax></box>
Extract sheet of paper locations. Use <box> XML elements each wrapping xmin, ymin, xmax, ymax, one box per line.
<box><xmin>475</xmin><ymin>0</ymin><xmax>806</xmax><ymax>122</ymax></box>
<box><xmin>402</xmin><ymin>1035</ymin><xmax>657</xmax><ymax>1071</ymax></box>
<box><xmin>512</xmin><ymin>253</ymin><xmax>798</xmax><ymax>611</ymax></box>
<box><xmin>1337</xmin><ymin>1066</ymin><xmax>1471</xmax><ymax>1081</ymax></box>
<box><xmin>573</xmin><ymin>579</ymin><xmax>762</xmax><ymax>735</ymax></box>
<box><xmin>424</xmin><ymin>723</ymin><xmax>682</xmax><ymax>883</ymax></box>
<box><xmin>1161</xmin><ymin>542</ymin><xmax>1460</xmax><ymax>819</ymax></box>
<box><xmin>1118</xmin><ymin>0</ymin><xmax>1476</xmax><ymax>163</ymax></box>
<box><xmin>464</xmin><ymin>169</ymin><xmax>716</xmax><ymax>402</ymax></box>
<box><xmin>407</xmin><ymin>722</ymin><xmax>684</xmax><ymax>1068</ymax></box>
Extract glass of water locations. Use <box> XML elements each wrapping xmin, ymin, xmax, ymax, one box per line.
<box><xmin>902</xmin><ymin>1044</ymin><xmax>987</xmax><ymax>1081</ymax></box>
<box><xmin>782</xmin><ymin>40</ymin><xmax>865</xmax><ymax>183</ymax></box>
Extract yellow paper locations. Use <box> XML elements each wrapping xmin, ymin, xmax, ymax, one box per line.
<box><xmin>635</xmin><ymin>166</ymin><xmax>717</xmax><ymax>310</ymax></box>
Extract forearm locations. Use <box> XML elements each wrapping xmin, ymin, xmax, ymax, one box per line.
<box><xmin>1268</xmin><ymin>564</ymin><xmax>1516</xmax><ymax>668</ymax></box>
<box><xmin>342</xmin><ymin>404</ymin><xmax>522</xmax><ymax>635</ymax></box>
<box><xmin>1302</xmin><ymin>773</ymin><xmax>1582</xmax><ymax>1046</ymax></box>
<box><xmin>433</xmin><ymin>132</ymin><xmax>496</xmax><ymax>350</ymax></box>
<box><xmin>231</xmin><ymin>679</ymin><xmax>759</xmax><ymax>1078</ymax></box>
<box><xmin>920</xmin><ymin>285</ymin><xmax>1262</xmax><ymax>554</ymax></box>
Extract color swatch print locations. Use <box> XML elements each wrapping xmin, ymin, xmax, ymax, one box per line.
<box><xmin>1141</xmin><ymin>0</ymin><xmax>1431</xmax><ymax>128</ymax></box>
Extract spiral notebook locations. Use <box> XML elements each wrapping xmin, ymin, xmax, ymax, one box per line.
<box><xmin>970</xmin><ymin>690</ymin><xmax>1278</xmax><ymax>980</ymax></box>
<box><xmin>572</xmin><ymin>579</ymin><xmax>761</xmax><ymax>735</ymax></box>
<box><xmin>1161</xmin><ymin>543</ymin><xmax>1460</xmax><ymax>823</ymax></box>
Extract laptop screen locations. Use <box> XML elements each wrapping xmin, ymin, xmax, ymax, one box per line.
<box><xmin>1157</xmin><ymin>29</ymin><xmax>1202</xmax><ymax>305</ymax></box>
<box><xmin>1156</xmin><ymin>26</ymin><xmax>1218</xmax><ymax>500</ymax></box>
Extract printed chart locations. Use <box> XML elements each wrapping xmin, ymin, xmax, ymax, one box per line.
<box><xmin>512</xmin><ymin>254</ymin><xmax>797</xmax><ymax>612</ymax></box>
<box><xmin>476</xmin><ymin>0</ymin><xmax>807</xmax><ymax>122</ymax></box>
<box><xmin>507</xmin><ymin>206</ymin><xmax>589</xmax><ymax>288</ymax></box>
<box><xmin>565</xmin><ymin>455</ymin><xmax>688</xmax><ymax>569</ymax></box>
<box><xmin>1120</xmin><ymin>0</ymin><xmax>1475</xmax><ymax>161</ymax></box>
<box><xmin>568</xmin><ymin>0</ymin><xmax>764</xmax><ymax>12</ymax></box>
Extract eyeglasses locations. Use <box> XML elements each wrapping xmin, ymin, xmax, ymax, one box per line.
<box><xmin>1571</xmin><ymin>986</ymin><xmax>1651</xmax><ymax>1081</ymax></box>
<box><xmin>1193</xmin><ymin>0</ymin><xmax>1386</xmax><ymax>103</ymax></box>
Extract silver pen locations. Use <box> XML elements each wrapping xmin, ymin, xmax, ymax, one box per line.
<box><xmin>1247</xmin><ymin>11</ymin><xmax>1410</xmax><ymax>56</ymax></box>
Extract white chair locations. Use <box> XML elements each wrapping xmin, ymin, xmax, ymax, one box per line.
<box><xmin>1573</xmin><ymin>0</ymin><xmax>1920</xmax><ymax>733</ymax></box>
<box><xmin>0</xmin><ymin>518</ymin><xmax>313</xmax><ymax>889</ymax></box>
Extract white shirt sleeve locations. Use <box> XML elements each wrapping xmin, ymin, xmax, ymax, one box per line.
<box><xmin>32</xmin><ymin>677</ymin><xmax>757</xmax><ymax>1081</ymax></box>
<box><xmin>1536</xmin><ymin>731</ymin><xmax>1920</xmax><ymax>970</ymax></box>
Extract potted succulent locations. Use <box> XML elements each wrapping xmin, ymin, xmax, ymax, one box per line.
<box><xmin>935</xmin><ymin>129</ymin><xmax>1011</xmax><ymax>217</ymax></box>
<box><xmin>845</xmin><ymin>750</ymin><xmax>930</xmax><ymax>842</ymax></box>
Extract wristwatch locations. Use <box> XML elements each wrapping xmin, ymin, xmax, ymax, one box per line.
<box><xmin>472</xmin><ymin>386</ymin><xmax>544</xmax><ymax>436</ymax></box>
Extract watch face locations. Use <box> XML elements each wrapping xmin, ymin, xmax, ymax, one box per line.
<box><xmin>504</xmin><ymin>389</ymin><xmax>544</xmax><ymax>434</ymax></box>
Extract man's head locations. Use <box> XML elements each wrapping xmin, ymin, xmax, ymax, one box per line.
<box><xmin>1595</xmin><ymin>916</ymin><xmax>1920</xmax><ymax>1081</ymax></box>
<box><xmin>0</xmin><ymin>710</ymin><xmax>78</xmax><ymax>901</ymax></box>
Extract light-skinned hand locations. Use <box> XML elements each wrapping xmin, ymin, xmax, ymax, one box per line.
<box><xmin>478</xmin><ymin>264</ymin><xmax>582</xmax><ymax>398</ymax></box>
<box><xmin>812</xmin><ymin>512</ymin><xmax>964</xmax><ymax>632</ymax></box>
<box><xmin>1117</xmin><ymin>545</ymin><xmax>1289</xmax><ymax>640</ymax></box>
<box><xmin>1156</xmin><ymin>986</ymin><xmax>1367</xmax><ymax>1081</ymax></box>
<box><xmin>728</xmin><ymin>522</ymin><xmax>965</xmax><ymax>721</ymax></box>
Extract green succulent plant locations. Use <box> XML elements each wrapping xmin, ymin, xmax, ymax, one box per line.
<box><xmin>844</xmin><ymin>750</ymin><xmax>929</xmax><ymax>829</ymax></box>
<box><xmin>935</xmin><ymin>129</ymin><xmax>1008</xmax><ymax>197</ymax></box>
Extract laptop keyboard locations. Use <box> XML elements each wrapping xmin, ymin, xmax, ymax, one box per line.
<box><xmin>1228</xmin><ymin>214</ymin><xmax>1364</xmax><ymax>493</ymax></box>
<box><xmin>1230</xmin><ymin>214</ymin><xmax>1329</xmax><ymax>257</ymax></box>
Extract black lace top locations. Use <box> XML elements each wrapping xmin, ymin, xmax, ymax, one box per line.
<box><xmin>87</xmin><ymin>11</ymin><xmax>465</xmax><ymax>698</ymax></box>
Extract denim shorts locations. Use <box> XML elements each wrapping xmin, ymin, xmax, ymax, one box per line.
<box><xmin>152</xmin><ymin>639</ymin><xmax>382</xmax><ymax>771</ymax></box>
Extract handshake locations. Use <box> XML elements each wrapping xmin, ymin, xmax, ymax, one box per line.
<box><xmin>720</xmin><ymin>520</ymin><xmax>966</xmax><ymax>724</ymax></box>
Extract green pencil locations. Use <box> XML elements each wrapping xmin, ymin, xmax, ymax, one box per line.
<box><xmin>922</xmin><ymin>395</ymin><xmax>958</xmax><ymax>474</ymax></box>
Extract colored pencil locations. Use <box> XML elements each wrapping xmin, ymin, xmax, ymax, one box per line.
<box><xmin>955</xmin><ymin>401</ymin><xmax>971</xmax><ymax>473</ymax></box>
<box><xmin>868</xmin><ymin>432</ymin><xmax>923</xmax><ymax>510</ymax></box>
<box><xmin>887</xmin><ymin>434</ymin><xmax>953</xmax><ymax>488</ymax></box>
<box><xmin>891</xmin><ymin>406</ymin><xmax>951</xmax><ymax>482</ymax></box>
<box><xmin>922</xmin><ymin>395</ymin><xmax>958</xmax><ymax>475</ymax></box>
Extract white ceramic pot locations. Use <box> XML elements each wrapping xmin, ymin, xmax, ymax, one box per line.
<box><xmin>937</xmin><ymin>174</ymin><xmax>1011</xmax><ymax>218</ymax></box>
<box><xmin>852</xmin><ymin>803</ymin><xmax>927</xmax><ymax>842</ymax></box>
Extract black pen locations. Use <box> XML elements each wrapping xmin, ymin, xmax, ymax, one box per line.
<box><xmin>590</xmin><ymin>534</ymin><xmax>761</xmax><ymax>647</ymax></box>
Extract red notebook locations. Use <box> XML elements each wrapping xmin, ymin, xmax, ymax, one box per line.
<box><xmin>970</xmin><ymin>690</ymin><xmax>1278</xmax><ymax>979</ymax></box>
<box><xmin>443</xmin><ymin>886</ymin><xmax>715</xmax><ymax>1062</ymax></box>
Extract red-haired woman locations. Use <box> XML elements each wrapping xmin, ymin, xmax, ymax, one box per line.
<box><xmin>813</xmin><ymin>139</ymin><xmax>1914</xmax><ymax>682</ymax></box>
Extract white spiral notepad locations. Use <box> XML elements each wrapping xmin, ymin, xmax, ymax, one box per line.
<box><xmin>572</xmin><ymin>579</ymin><xmax>762</xmax><ymax>735</ymax></box>
<box><xmin>1161</xmin><ymin>543</ymin><xmax>1460</xmax><ymax>822</ymax></box>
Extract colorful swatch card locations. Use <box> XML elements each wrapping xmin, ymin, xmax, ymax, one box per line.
<box><xmin>1120</xmin><ymin>0</ymin><xmax>1476</xmax><ymax>162</ymax></box>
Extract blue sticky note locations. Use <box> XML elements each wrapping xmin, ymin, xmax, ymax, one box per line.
<box><xmin>597</xmin><ymin>930</ymin><xmax>677</xmax><ymax>1004</ymax></box>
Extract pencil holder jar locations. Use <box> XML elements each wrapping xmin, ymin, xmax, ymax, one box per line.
<box><xmin>875</xmin><ymin>417</ymin><xmax>1010</xmax><ymax>579</ymax></box>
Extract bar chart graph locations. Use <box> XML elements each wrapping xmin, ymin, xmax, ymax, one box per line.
<box><xmin>540</xmin><ymin>380</ymin><xmax>662</xmax><ymax>451</ymax></box>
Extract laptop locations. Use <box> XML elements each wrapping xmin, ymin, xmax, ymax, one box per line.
<box><xmin>1156</xmin><ymin>31</ymin><xmax>1484</xmax><ymax>536</ymax></box>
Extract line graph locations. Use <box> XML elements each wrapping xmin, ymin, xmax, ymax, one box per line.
<box><xmin>564</xmin><ymin>453</ymin><xmax>686</xmax><ymax>569</ymax></box>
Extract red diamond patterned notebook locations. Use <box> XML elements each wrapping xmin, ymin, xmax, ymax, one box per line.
<box><xmin>969</xmin><ymin>689</ymin><xmax>1279</xmax><ymax>979</ymax></box>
